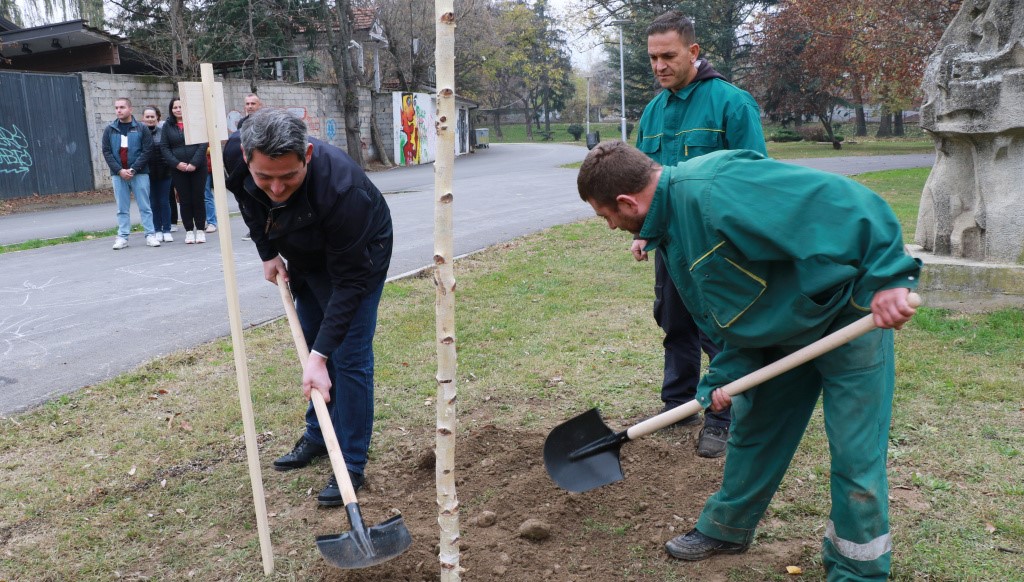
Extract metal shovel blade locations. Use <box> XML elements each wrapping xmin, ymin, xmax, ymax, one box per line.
<box><xmin>316</xmin><ymin>504</ymin><xmax>413</xmax><ymax>569</ymax></box>
<box><xmin>543</xmin><ymin>408</ymin><xmax>629</xmax><ymax>493</ymax></box>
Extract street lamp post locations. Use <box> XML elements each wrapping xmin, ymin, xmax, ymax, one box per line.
<box><xmin>608</xmin><ymin>20</ymin><xmax>630</xmax><ymax>141</ymax></box>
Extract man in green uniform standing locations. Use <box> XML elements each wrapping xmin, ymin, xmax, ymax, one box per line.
<box><xmin>634</xmin><ymin>10</ymin><xmax>767</xmax><ymax>457</ymax></box>
<box><xmin>578</xmin><ymin>141</ymin><xmax>920</xmax><ymax>581</ymax></box>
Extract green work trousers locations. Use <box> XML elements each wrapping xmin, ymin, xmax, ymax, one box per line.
<box><xmin>695</xmin><ymin>324</ymin><xmax>895</xmax><ymax>581</ymax></box>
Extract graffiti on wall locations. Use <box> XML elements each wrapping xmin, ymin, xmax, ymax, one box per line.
<box><xmin>0</xmin><ymin>124</ymin><xmax>32</xmax><ymax>176</ymax></box>
<box><xmin>393</xmin><ymin>92</ymin><xmax>437</xmax><ymax>166</ymax></box>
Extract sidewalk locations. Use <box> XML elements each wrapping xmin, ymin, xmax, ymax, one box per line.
<box><xmin>0</xmin><ymin>195</ymin><xmax>242</xmax><ymax>246</ymax></box>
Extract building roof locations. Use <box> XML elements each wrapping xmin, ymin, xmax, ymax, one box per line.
<box><xmin>0</xmin><ymin>19</ymin><xmax>161</xmax><ymax>73</ymax></box>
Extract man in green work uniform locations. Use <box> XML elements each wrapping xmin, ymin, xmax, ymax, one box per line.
<box><xmin>578</xmin><ymin>141</ymin><xmax>920</xmax><ymax>581</ymax></box>
<box><xmin>634</xmin><ymin>10</ymin><xmax>767</xmax><ymax>457</ymax></box>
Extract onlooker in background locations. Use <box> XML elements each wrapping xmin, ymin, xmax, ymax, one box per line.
<box><xmin>239</xmin><ymin>93</ymin><xmax>262</xmax><ymax>242</ymax></box>
<box><xmin>203</xmin><ymin>147</ymin><xmax>218</xmax><ymax>234</ymax></box>
<box><xmin>632</xmin><ymin>10</ymin><xmax>767</xmax><ymax>458</ymax></box>
<box><xmin>142</xmin><ymin>105</ymin><xmax>173</xmax><ymax>242</ymax></box>
<box><xmin>160</xmin><ymin>97</ymin><xmax>210</xmax><ymax>244</ymax></box>
<box><xmin>101</xmin><ymin>97</ymin><xmax>160</xmax><ymax>250</ymax></box>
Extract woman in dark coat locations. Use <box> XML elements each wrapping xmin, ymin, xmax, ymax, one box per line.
<box><xmin>142</xmin><ymin>105</ymin><xmax>174</xmax><ymax>241</ymax></box>
<box><xmin>160</xmin><ymin>97</ymin><xmax>210</xmax><ymax>244</ymax></box>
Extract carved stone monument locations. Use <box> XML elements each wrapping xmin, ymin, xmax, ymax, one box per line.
<box><xmin>916</xmin><ymin>0</ymin><xmax>1024</xmax><ymax>264</ymax></box>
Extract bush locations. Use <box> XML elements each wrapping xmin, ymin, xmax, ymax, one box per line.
<box><xmin>768</xmin><ymin>129</ymin><xmax>802</xmax><ymax>142</ymax></box>
<box><xmin>797</xmin><ymin>126</ymin><xmax>845</xmax><ymax>143</ymax></box>
<box><xmin>566</xmin><ymin>124</ymin><xmax>584</xmax><ymax>141</ymax></box>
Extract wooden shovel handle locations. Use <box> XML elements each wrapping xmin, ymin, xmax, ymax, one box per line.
<box><xmin>276</xmin><ymin>273</ymin><xmax>360</xmax><ymax>506</ymax></box>
<box><xmin>627</xmin><ymin>293</ymin><xmax>922</xmax><ymax>440</ymax></box>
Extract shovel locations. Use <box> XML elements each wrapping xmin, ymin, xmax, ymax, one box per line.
<box><xmin>276</xmin><ymin>273</ymin><xmax>412</xmax><ymax>568</ymax></box>
<box><xmin>544</xmin><ymin>293</ymin><xmax>921</xmax><ymax>493</ymax></box>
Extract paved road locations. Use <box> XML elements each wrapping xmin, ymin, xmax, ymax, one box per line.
<box><xmin>0</xmin><ymin>146</ymin><xmax>934</xmax><ymax>415</ymax></box>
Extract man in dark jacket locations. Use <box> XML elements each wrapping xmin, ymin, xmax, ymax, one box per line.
<box><xmin>224</xmin><ymin>108</ymin><xmax>393</xmax><ymax>506</ymax></box>
<box><xmin>633</xmin><ymin>11</ymin><xmax>767</xmax><ymax>457</ymax></box>
<box><xmin>101</xmin><ymin>97</ymin><xmax>160</xmax><ymax>250</ymax></box>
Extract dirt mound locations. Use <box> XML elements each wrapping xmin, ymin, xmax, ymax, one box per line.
<box><xmin>295</xmin><ymin>423</ymin><xmax>811</xmax><ymax>581</ymax></box>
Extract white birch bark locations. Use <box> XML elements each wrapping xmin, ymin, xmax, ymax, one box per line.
<box><xmin>434</xmin><ymin>1</ymin><xmax>461</xmax><ymax>580</ymax></box>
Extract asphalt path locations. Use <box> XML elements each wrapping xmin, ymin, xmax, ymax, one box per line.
<box><xmin>0</xmin><ymin>146</ymin><xmax>934</xmax><ymax>415</ymax></box>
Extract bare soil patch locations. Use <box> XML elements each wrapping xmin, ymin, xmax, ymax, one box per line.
<box><xmin>0</xmin><ymin>189</ymin><xmax>113</xmax><ymax>216</ymax></box>
<box><xmin>281</xmin><ymin>421</ymin><xmax>815</xmax><ymax>581</ymax></box>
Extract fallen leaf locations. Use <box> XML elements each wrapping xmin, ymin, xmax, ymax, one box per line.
<box><xmin>179</xmin><ymin>420</ymin><xmax>193</xmax><ymax>432</ymax></box>
<box><xmin>985</xmin><ymin>522</ymin><xmax>997</xmax><ymax>534</ymax></box>
<box><xmin>128</xmin><ymin>466</ymin><xmax>137</xmax><ymax>476</ymax></box>
<box><xmin>786</xmin><ymin>565</ymin><xmax>803</xmax><ymax>575</ymax></box>
<box><xmin>147</xmin><ymin>394</ymin><xmax>159</xmax><ymax>400</ymax></box>
<box><xmin>176</xmin><ymin>508</ymin><xmax>185</xmax><ymax>514</ymax></box>
<box><xmin>160</xmin><ymin>479</ymin><xmax>167</xmax><ymax>488</ymax></box>
<box><xmin>158</xmin><ymin>389</ymin><xmax>169</xmax><ymax>395</ymax></box>
<box><xmin>268</xmin><ymin>512</ymin><xmax>278</xmax><ymax>517</ymax></box>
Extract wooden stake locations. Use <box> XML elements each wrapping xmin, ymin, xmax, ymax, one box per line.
<box><xmin>433</xmin><ymin>2</ymin><xmax>461</xmax><ymax>580</ymax></box>
<box><xmin>198</xmin><ymin>63</ymin><xmax>275</xmax><ymax>575</ymax></box>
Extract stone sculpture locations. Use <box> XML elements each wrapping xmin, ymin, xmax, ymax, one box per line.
<box><xmin>916</xmin><ymin>0</ymin><xmax>1024</xmax><ymax>264</ymax></box>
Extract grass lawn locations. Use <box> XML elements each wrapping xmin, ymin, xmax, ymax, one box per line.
<box><xmin>2</xmin><ymin>168</ymin><xmax>1021</xmax><ymax>580</ymax></box>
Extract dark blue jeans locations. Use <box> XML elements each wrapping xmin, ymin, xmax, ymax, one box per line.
<box><xmin>654</xmin><ymin>251</ymin><xmax>731</xmax><ymax>428</ymax></box>
<box><xmin>294</xmin><ymin>270</ymin><xmax>385</xmax><ymax>476</ymax></box>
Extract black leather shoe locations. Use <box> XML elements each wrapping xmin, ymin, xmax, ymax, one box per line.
<box><xmin>696</xmin><ymin>425</ymin><xmax>729</xmax><ymax>458</ymax></box>
<box><xmin>665</xmin><ymin>528</ymin><xmax>749</xmax><ymax>561</ymax></box>
<box><xmin>317</xmin><ymin>471</ymin><xmax>365</xmax><ymax>507</ymax></box>
<box><xmin>273</xmin><ymin>436</ymin><xmax>328</xmax><ymax>471</ymax></box>
<box><xmin>660</xmin><ymin>404</ymin><xmax>701</xmax><ymax>429</ymax></box>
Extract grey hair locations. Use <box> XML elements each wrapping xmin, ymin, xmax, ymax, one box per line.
<box><xmin>240</xmin><ymin>108</ymin><xmax>308</xmax><ymax>162</ymax></box>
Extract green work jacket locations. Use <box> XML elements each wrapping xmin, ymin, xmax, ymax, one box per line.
<box><xmin>635</xmin><ymin>77</ymin><xmax>767</xmax><ymax>165</ymax></box>
<box><xmin>638</xmin><ymin>149</ymin><xmax>922</xmax><ymax>407</ymax></box>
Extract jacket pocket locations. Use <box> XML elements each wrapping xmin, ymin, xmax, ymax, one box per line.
<box><xmin>681</xmin><ymin>130</ymin><xmax>724</xmax><ymax>159</ymax></box>
<box><xmin>637</xmin><ymin>136</ymin><xmax>661</xmax><ymax>157</ymax></box>
<box><xmin>690</xmin><ymin>248</ymin><xmax>765</xmax><ymax>328</ymax></box>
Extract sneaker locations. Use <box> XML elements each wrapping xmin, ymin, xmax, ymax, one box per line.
<box><xmin>162</xmin><ymin>232</ymin><xmax>174</xmax><ymax>242</ymax></box>
<box><xmin>184</xmin><ymin>231</ymin><xmax>195</xmax><ymax>244</ymax></box>
<box><xmin>665</xmin><ymin>528</ymin><xmax>749</xmax><ymax>561</ymax></box>
<box><xmin>195</xmin><ymin>230</ymin><xmax>206</xmax><ymax>244</ymax></box>
<box><xmin>170</xmin><ymin>225</ymin><xmax>178</xmax><ymax>232</ymax></box>
<box><xmin>112</xmin><ymin>237</ymin><xmax>129</xmax><ymax>250</ymax></box>
<box><xmin>205</xmin><ymin>224</ymin><xmax>218</xmax><ymax>233</ymax></box>
<box><xmin>696</xmin><ymin>425</ymin><xmax>730</xmax><ymax>458</ymax></box>
<box><xmin>241</xmin><ymin>232</ymin><xmax>252</xmax><ymax>241</ymax></box>
<box><xmin>273</xmin><ymin>436</ymin><xmax>328</xmax><ymax>471</ymax></box>
<box><xmin>317</xmin><ymin>471</ymin><xmax>365</xmax><ymax>507</ymax></box>
<box><xmin>145</xmin><ymin>234</ymin><xmax>161</xmax><ymax>247</ymax></box>
<box><xmin>660</xmin><ymin>404</ymin><xmax>701</xmax><ymax>430</ymax></box>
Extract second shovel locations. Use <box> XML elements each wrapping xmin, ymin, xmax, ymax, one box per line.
<box><xmin>277</xmin><ymin>273</ymin><xmax>412</xmax><ymax>568</ymax></box>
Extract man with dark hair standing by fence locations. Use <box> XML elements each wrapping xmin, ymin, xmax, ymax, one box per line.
<box><xmin>102</xmin><ymin>97</ymin><xmax>160</xmax><ymax>250</ymax></box>
<box><xmin>633</xmin><ymin>10</ymin><xmax>767</xmax><ymax>457</ymax></box>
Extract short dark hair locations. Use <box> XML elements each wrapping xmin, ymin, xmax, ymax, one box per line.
<box><xmin>115</xmin><ymin>97</ymin><xmax>132</xmax><ymax>107</ymax></box>
<box><xmin>577</xmin><ymin>141</ymin><xmax>660</xmax><ymax>207</ymax></box>
<box><xmin>143</xmin><ymin>105</ymin><xmax>162</xmax><ymax>120</ymax></box>
<box><xmin>647</xmin><ymin>10</ymin><xmax>695</xmax><ymax>45</ymax></box>
<box><xmin>240</xmin><ymin>108</ymin><xmax>308</xmax><ymax>163</ymax></box>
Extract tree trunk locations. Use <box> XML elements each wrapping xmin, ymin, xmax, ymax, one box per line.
<box><xmin>894</xmin><ymin>110</ymin><xmax>905</xmax><ymax>136</ymax></box>
<box><xmin>318</xmin><ymin>0</ymin><xmax>364</xmax><ymax>166</ymax></box>
<box><xmin>169</xmin><ymin>0</ymin><xmax>189</xmax><ymax>77</ymax></box>
<box><xmin>493</xmin><ymin>110</ymin><xmax>502</xmax><ymax>138</ymax></box>
<box><xmin>433</xmin><ymin>2</ymin><xmax>462</xmax><ymax>580</ymax></box>
<box><xmin>337</xmin><ymin>0</ymin><xmax>364</xmax><ymax>167</ymax></box>
<box><xmin>876</xmin><ymin>106</ymin><xmax>892</xmax><ymax>137</ymax></box>
<box><xmin>523</xmin><ymin>99</ymin><xmax>533</xmax><ymax>140</ymax></box>
<box><xmin>370</xmin><ymin>104</ymin><xmax>393</xmax><ymax>167</ymax></box>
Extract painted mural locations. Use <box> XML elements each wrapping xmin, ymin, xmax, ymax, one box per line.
<box><xmin>393</xmin><ymin>92</ymin><xmax>437</xmax><ymax>166</ymax></box>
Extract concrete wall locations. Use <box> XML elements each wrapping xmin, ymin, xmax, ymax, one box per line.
<box><xmin>80</xmin><ymin>72</ymin><xmax>373</xmax><ymax>189</ymax></box>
